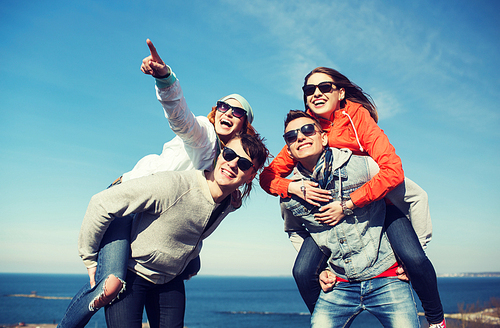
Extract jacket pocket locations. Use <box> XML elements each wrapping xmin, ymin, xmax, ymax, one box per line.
<box><xmin>286</xmin><ymin>196</ymin><xmax>316</xmax><ymax>217</ymax></box>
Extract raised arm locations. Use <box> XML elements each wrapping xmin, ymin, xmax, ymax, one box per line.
<box><xmin>141</xmin><ymin>39</ymin><xmax>216</xmax><ymax>151</ymax></box>
<box><xmin>140</xmin><ymin>39</ymin><xmax>170</xmax><ymax>77</ymax></box>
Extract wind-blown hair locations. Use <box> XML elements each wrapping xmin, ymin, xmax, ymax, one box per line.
<box><xmin>237</xmin><ymin>133</ymin><xmax>270</xmax><ymax>199</ymax></box>
<box><xmin>303</xmin><ymin>67</ymin><xmax>378</xmax><ymax>123</ymax></box>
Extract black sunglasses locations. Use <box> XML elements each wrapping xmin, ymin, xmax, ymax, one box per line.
<box><xmin>302</xmin><ymin>82</ymin><xmax>337</xmax><ymax>96</ymax></box>
<box><xmin>283</xmin><ymin>123</ymin><xmax>319</xmax><ymax>144</ymax></box>
<box><xmin>222</xmin><ymin>147</ymin><xmax>254</xmax><ymax>171</ymax></box>
<box><xmin>216</xmin><ymin>101</ymin><xmax>247</xmax><ymax>119</ymax></box>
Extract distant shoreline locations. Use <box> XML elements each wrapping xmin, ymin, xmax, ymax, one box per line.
<box><xmin>2</xmin><ymin>272</ymin><xmax>500</xmax><ymax>277</ymax></box>
<box><xmin>5</xmin><ymin>293</ymin><xmax>72</xmax><ymax>300</ymax></box>
<box><xmin>437</xmin><ymin>272</ymin><xmax>500</xmax><ymax>278</ymax></box>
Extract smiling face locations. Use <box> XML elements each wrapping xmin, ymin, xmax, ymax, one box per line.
<box><xmin>213</xmin><ymin>138</ymin><xmax>257</xmax><ymax>192</ymax></box>
<box><xmin>214</xmin><ymin>98</ymin><xmax>246</xmax><ymax>144</ymax></box>
<box><xmin>305</xmin><ymin>73</ymin><xmax>345</xmax><ymax>120</ymax></box>
<box><xmin>285</xmin><ymin>117</ymin><xmax>327</xmax><ymax>172</ymax></box>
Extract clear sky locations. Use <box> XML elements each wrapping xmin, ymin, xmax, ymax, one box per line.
<box><xmin>1</xmin><ymin>0</ymin><xmax>499</xmax><ymax>276</ymax></box>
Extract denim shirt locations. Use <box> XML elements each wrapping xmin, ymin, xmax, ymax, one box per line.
<box><xmin>281</xmin><ymin>147</ymin><xmax>396</xmax><ymax>281</ymax></box>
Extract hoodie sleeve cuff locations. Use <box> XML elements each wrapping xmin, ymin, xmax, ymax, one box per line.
<box><xmin>154</xmin><ymin>66</ymin><xmax>177</xmax><ymax>89</ymax></box>
<box><xmin>83</xmin><ymin>259</ymin><xmax>98</xmax><ymax>269</ymax></box>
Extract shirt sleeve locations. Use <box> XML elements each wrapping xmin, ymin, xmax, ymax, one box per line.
<box><xmin>155</xmin><ymin>74</ymin><xmax>216</xmax><ymax>151</ymax></box>
<box><xmin>259</xmin><ymin>145</ymin><xmax>297</xmax><ymax>198</ymax></box>
<box><xmin>349</xmin><ymin>109</ymin><xmax>404</xmax><ymax>207</ymax></box>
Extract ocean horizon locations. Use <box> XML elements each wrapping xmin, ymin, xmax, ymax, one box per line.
<box><xmin>1</xmin><ymin>273</ymin><xmax>500</xmax><ymax>327</ymax></box>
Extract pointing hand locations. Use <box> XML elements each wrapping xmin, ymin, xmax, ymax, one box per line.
<box><xmin>140</xmin><ymin>39</ymin><xmax>169</xmax><ymax>77</ymax></box>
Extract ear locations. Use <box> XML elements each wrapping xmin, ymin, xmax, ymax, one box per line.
<box><xmin>321</xmin><ymin>132</ymin><xmax>328</xmax><ymax>147</ymax></box>
<box><xmin>339</xmin><ymin>88</ymin><xmax>345</xmax><ymax>100</ymax></box>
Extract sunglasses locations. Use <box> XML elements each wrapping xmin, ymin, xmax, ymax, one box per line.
<box><xmin>283</xmin><ymin>123</ymin><xmax>319</xmax><ymax>144</ymax></box>
<box><xmin>302</xmin><ymin>82</ymin><xmax>337</xmax><ymax>96</ymax></box>
<box><xmin>222</xmin><ymin>147</ymin><xmax>255</xmax><ymax>171</ymax></box>
<box><xmin>216</xmin><ymin>101</ymin><xmax>247</xmax><ymax>119</ymax></box>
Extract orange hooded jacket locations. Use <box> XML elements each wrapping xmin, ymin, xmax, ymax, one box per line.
<box><xmin>259</xmin><ymin>100</ymin><xmax>404</xmax><ymax>208</ymax></box>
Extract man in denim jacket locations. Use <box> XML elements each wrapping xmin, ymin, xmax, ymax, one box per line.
<box><xmin>280</xmin><ymin>110</ymin><xmax>419</xmax><ymax>328</ymax></box>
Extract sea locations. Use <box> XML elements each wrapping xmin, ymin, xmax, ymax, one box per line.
<box><xmin>1</xmin><ymin>273</ymin><xmax>499</xmax><ymax>328</ymax></box>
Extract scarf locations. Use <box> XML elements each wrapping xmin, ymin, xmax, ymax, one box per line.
<box><xmin>296</xmin><ymin>147</ymin><xmax>351</xmax><ymax>202</ymax></box>
<box><xmin>297</xmin><ymin>148</ymin><xmax>334</xmax><ymax>190</ymax></box>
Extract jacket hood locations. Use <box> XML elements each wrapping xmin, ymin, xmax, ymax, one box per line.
<box><xmin>306</xmin><ymin>100</ymin><xmax>365</xmax><ymax>152</ymax></box>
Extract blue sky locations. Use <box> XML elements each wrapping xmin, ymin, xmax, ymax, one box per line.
<box><xmin>1</xmin><ymin>0</ymin><xmax>499</xmax><ymax>276</ymax></box>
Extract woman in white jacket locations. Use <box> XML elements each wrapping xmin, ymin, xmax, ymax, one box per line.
<box><xmin>58</xmin><ymin>39</ymin><xmax>257</xmax><ymax>328</ymax></box>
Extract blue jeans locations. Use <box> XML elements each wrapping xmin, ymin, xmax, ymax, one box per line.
<box><xmin>58</xmin><ymin>217</ymin><xmax>201</xmax><ymax>328</ymax></box>
<box><xmin>105</xmin><ymin>270</ymin><xmax>186</xmax><ymax>328</ymax></box>
<box><xmin>293</xmin><ymin>205</ymin><xmax>443</xmax><ymax>324</ymax></box>
<box><xmin>311</xmin><ymin>277</ymin><xmax>420</xmax><ymax>328</ymax></box>
<box><xmin>384</xmin><ymin>205</ymin><xmax>444</xmax><ymax>324</ymax></box>
<box><xmin>292</xmin><ymin>235</ymin><xmax>328</xmax><ymax>314</ymax></box>
<box><xmin>58</xmin><ymin>215</ymin><xmax>133</xmax><ymax>328</ymax></box>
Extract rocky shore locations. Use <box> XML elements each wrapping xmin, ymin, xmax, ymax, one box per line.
<box><xmin>445</xmin><ymin>307</ymin><xmax>500</xmax><ymax>325</ymax></box>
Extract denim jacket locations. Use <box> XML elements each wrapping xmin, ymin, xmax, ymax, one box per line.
<box><xmin>281</xmin><ymin>147</ymin><xmax>396</xmax><ymax>281</ymax></box>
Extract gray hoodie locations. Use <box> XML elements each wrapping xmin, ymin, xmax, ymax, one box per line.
<box><xmin>78</xmin><ymin>170</ymin><xmax>233</xmax><ymax>284</ymax></box>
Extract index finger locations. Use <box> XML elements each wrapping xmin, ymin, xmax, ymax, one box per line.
<box><xmin>146</xmin><ymin>39</ymin><xmax>161</xmax><ymax>62</ymax></box>
<box><xmin>304</xmin><ymin>197</ymin><xmax>320</xmax><ymax>207</ymax></box>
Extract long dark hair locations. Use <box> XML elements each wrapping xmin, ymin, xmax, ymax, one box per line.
<box><xmin>303</xmin><ymin>67</ymin><xmax>378</xmax><ymax>123</ymax></box>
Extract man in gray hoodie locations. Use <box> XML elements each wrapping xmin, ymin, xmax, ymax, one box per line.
<box><xmin>77</xmin><ymin>133</ymin><xmax>268</xmax><ymax>328</ymax></box>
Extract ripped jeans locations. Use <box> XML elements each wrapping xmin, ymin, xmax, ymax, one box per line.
<box><xmin>58</xmin><ymin>215</ymin><xmax>133</xmax><ymax>328</ymax></box>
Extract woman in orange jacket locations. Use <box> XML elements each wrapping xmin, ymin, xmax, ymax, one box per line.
<box><xmin>260</xmin><ymin>67</ymin><xmax>446</xmax><ymax>328</ymax></box>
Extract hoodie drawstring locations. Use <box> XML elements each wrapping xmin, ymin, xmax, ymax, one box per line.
<box><xmin>342</xmin><ymin>110</ymin><xmax>364</xmax><ymax>153</ymax></box>
<box><xmin>337</xmin><ymin>168</ymin><xmax>342</xmax><ymax>202</ymax></box>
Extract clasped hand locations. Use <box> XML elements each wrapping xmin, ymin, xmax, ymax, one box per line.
<box><xmin>288</xmin><ymin>180</ymin><xmax>344</xmax><ymax>226</ymax></box>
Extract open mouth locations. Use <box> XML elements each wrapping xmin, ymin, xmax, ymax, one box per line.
<box><xmin>297</xmin><ymin>143</ymin><xmax>312</xmax><ymax>150</ymax></box>
<box><xmin>313</xmin><ymin>99</ymin><xmax>326</xmax><ymax>106</ymax></box>
<box><xmin>220</xmin><ymin>119</ymin><xmax>233</xmax><ymax>127</ymax></box>
<box><xmin>221</xmin><ymin>167</ymin><xmax>236</xmax><ymax>178</ymax></box>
